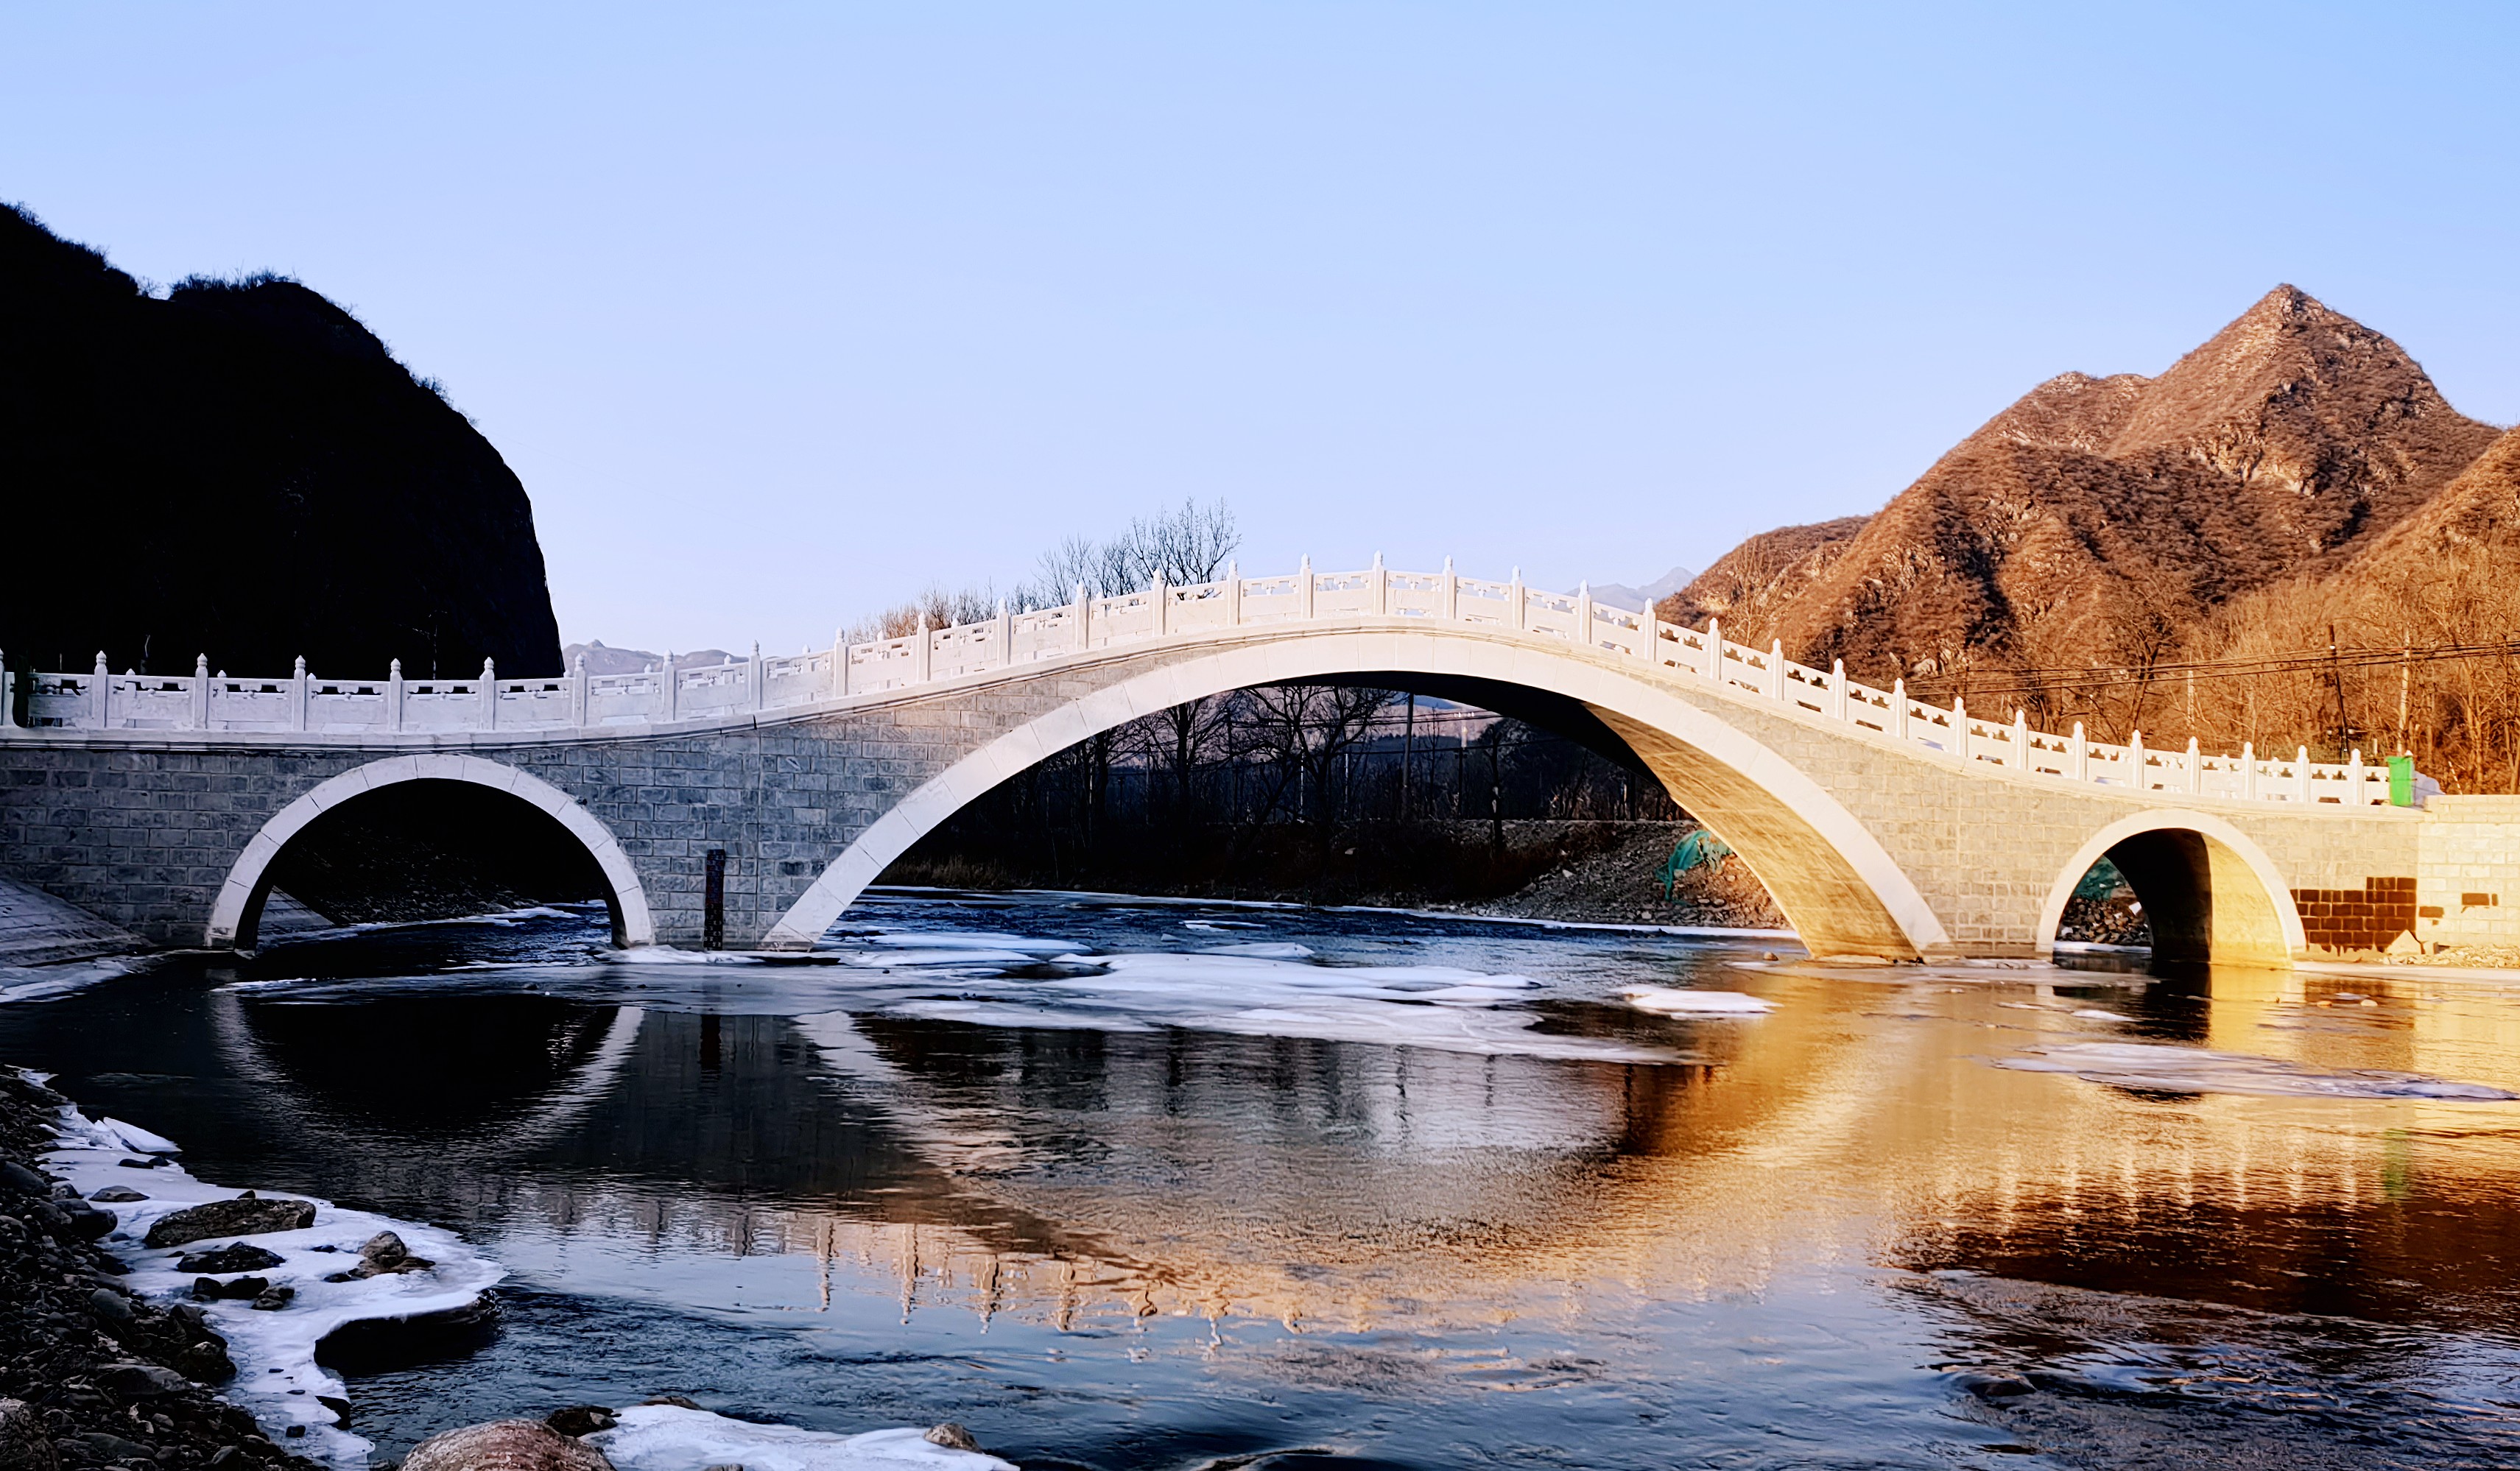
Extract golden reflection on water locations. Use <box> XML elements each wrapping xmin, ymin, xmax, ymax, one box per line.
<box><xmin>370</xmin><ymin>964</ymin><xmax>2520</xmax><ymax>1338</ymax></box>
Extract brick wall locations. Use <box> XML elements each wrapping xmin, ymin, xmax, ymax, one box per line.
<box><xmin>2290</xmin><ymin>875</ymin><xmax>2418</xmax><ymax>953</ymax></box>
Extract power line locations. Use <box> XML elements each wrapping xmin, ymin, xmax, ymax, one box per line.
<box><xmin>1904</xmin><ymin>636</ymin><xmax>2520</xmax><ymax>702</ymax></box>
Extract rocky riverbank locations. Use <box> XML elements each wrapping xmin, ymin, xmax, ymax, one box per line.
<box><xmin>0</xmin><ymin>1068</ymin><xmax>311</xmax><ymax>1471</ymax></box>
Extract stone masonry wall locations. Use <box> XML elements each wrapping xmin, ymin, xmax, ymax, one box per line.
<box><xmin>2415</xmin><ymin>796</ymin><xmax>2520</xmax><ymax>950</ymax></box>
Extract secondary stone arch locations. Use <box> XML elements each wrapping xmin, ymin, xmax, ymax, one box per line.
<box><xmin>763</xmin><ymin>629</ymin><xmax>1951</xmax><ymax>959</ymax></box>
<box><xmin>205</xmin><ymin>753</ymin><xmax>656</xmax><ymax>950</ymax></box>
<box><xmin>2035</xmin><ymin>808</ymin><xmax>2305</xmax><ymax>967</ymax></box>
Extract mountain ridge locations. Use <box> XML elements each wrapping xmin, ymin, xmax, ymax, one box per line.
<box><xmin>1661</xmin><ymin>286</ymin><xmax>2503</xmax><ymax>696</ymax></box>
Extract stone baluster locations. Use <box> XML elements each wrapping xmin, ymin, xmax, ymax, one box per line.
<box><xmin>191</xmin><ymin>655</ymin><xmax>210</xmax><ymax>730</ymax></box>
<box><xmin>1576</xmin><ymin>582</ymin><xmax>1594</xmax><ymax>649</ymax></box>
<box><xmin>1832</xmin><ymin>661</ymin><xmax>1849</xmax><ymax>720</ymax></box>
<box><xmin>2348</xmin><ymin>747</ymin><xmax>2365</xmax><ymax>804</ymax></box>
<box><xmin>831</xmin><ymin>628</ymin><xmax>850</xmax><ymax>698</ymax></box>
<box><xmin>1705</xmin><ymin>619</ymin><xmax>1723</xmax><ymax>681</ymax></box>
<box><xmin>1440</xmin><ymin>557</ymin><xmax>1458</xmax><ymax>620</ymax></box>
<box><xmin>1641</xmin><ymin>605</ymin><xmax>1659</xmax><ymax>665</ymax></box>
<box><xmin>662</xmin><ymin>655</ymin><xmax>680</xmax><ymax>722</ymax></box>
<box><xmin>913</xmin><ymin>613</ymin><xmax>932</xmax><ymax>682</ymax></box>
<box><xmin>2013</xmin><ymin>708</ymin><xmax>2027</xmax><ymax>769</ymax></box>
<box><xmin>480</xmin><ymin>658</ymin><xmax>497</xmax><ymax>730</ymax></box>
<box><xmin>1073</xmin><ymin>583</ymin><xmax>1091</xmax><ymax>652</ymax></box>
<box><xmin>95</xmin><ymin>652</ymin><xmax>112</xmax><ymax>729</ymax></box>
<box><xmin>1372</xmin><ymin>552</ymin><xmax>1388</xmax><ymax>616</ymax></box>
<box><xmin>2185</xmin><ymin>737</ymin><xmax>2201</xmax><ymax>794</ymax></box>
<box><xmin>1299</xmin><ymin>557</ymin><xmax>1316</xmax><ymax>621</ymax></box>
<box><xmin>290</xmin><ymin>655</ymin><xmax>309</xmax><ymax>733</ymax></box>
<box><xmin>748</xmin><ymin>643</ymin><xmax>765</xmax><ymax>710</ymax></box>
<box><xmin>1893</xmin><ymin>677</ymin><xmax>1910</xmax><ymax>741</ymax></box>
<box><xmin>2127</xmin><ymin>730</ymin><xmax>2144</xmax><ymax>789</ymax></box>
<box><xmin>0</xmin><ymin>652</ymin><xmax>12</xmax><ymax>730</ymax></box>
<box><xmin>2242</xmin><ymin>741</ymin><xmax>2258</xmax><ymax>800</ymax></box>
<box><xmin>1225</xmin><ymin>562</ymin><xmax>1242</xmax><ymax>626</ymax></box>
<box><xmin>1153</xmin><ymin>573</ymin><xmax>1169</xmax><ymax>638</ymax></box>
<box><xmin>389</xmin><ymin>660</ymin><xmax>405</xmax><ymax>731</ymax></box>
<box><xmin>571</xmin><ymin>654</ymin><xmax>591</xmax><ymax>725</ymax></box>
<box><xmin>2071</xmin><ymin>721</ymin><xmax>2087</xmax><ymax>781</ymax></box>
<box><xmin>1509</xmin><ymin>568</ymin><xmax>1525</xmax><ymax>631</ymax></box>
<box><xmin>996</xmin><ymin>599</ymin><xmax>1011</xmax><ymax>666</ymax></box>
<box><xmin>1954</xmin><ymin>697</ymin><xmax>1968</xmax><ymax>764</ymax></box>
<box><xmin>2295</xmin><ymin>745</ymin><xmax>2312</xmax><ymax>802</ymax></box>
<box><xmin>1767</xmin><ymin>641</ymin><xmax>1785</xmax><ymax>701</ymax></box>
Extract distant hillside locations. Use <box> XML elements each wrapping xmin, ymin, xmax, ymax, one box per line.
<box><xmin>1657</xmin><ymin>516</ymin><xmax>1870</xmax><ymax>645</ymax></box>
<box><xmin>1664</xmin><ymin>287</ymin><xmax>2501</xmax><ymax>694</ymax></box>
<box><xmin>0</xmin><ymin>205</ymin><xmax>563</xmax><ymax>680</ymax></box>
<box><xmin>1588</xmin><ymin>565</ymin><xmax>1696</xmax><ymax>613</ymax></box>
<box><xmin>560</xmin><ymin>641</ymin><xmax>738</xmax><ymax>674</ymax></box>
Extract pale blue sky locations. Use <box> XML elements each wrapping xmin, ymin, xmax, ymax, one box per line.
<box><xmin>6</xmin><ymin>4</ymin><xmax>2514</xmax><ymax>654</ymax></box>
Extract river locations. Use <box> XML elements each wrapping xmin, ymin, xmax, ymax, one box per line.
<box><xmin>8</xmin><ymin>891</ymin><xmax>2520</xmax><ymax>1470</ymax></box>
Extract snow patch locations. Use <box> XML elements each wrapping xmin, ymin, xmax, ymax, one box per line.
<box><xmin>588</xmin><ymin>1405</ymin><xmax>1015</xmax><ymax>1471</ymax></box>
<box><xmin>881</xmin><ymin>950</ymin><xmax>1672</xmax><ymax>1063</ymax></box>
<box><xmin>95</xmin><ymin>1115</ymin><xmax>180</xmax><ymax>1153</ymax></box>
<box><xmin>44</xmin><ymin>1111</ymin><xmax>505</xmax><ymax>1467</ymax></box>
<box><xmin>1621</xmin><ymin>987</ymin><xmax>1775</xmax><ymax>1015</ymax></box>
<box><xmin>0</xmin><ymin>956</ymin><xmax>141</xmax><ymax>1005</ymax></box>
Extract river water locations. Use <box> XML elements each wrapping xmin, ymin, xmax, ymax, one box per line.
<box><xmin>10</xmin><ymin>890</ymin><xmax>2520</xmax><ymax>1470</ymax></box>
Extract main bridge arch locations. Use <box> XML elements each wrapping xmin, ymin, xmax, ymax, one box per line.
<box><xmin>764</xmin><ymin>628</ymin><xmax>1952</xmax><ymax>958</ymax></box>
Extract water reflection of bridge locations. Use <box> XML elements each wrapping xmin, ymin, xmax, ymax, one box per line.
<box><xmin>212</xmin><ymin>973</ymin><xmax>2520</xmax><ymax>1336</ymax></box>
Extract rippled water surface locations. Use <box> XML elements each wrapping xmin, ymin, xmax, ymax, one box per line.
<box><xmin>11</xmin><ymin>890</ymin><xmax>2520</xmax><ymax>1470</ymax></box>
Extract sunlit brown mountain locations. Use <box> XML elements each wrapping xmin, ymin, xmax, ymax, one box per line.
<box><xmin>1661</xmin><ymin>288</ymin><xmax>2504</xmax><ymax>690</ymax></box>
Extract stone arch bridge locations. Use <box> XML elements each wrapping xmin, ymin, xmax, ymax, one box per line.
<box><xmin>5</xmin><ymin>560</ymin><xmax>2503</xmax><ymax>964</ymax></box>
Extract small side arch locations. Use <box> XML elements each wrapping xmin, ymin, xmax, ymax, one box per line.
<box><xmin>2035</xmin><ymin>808</ymin><xmax>2304</xmax><ymax>967</ymax></box>
<box><xmin>206</xmin><ymin>754</ymin><xmax>655</xmax><ymax>950</ymax></box>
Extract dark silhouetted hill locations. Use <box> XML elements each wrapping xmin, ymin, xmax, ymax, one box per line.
<box><xmin>1</xmin><ymin>205</ymin><xmax>563</xmax><ymax>680</ymax></box>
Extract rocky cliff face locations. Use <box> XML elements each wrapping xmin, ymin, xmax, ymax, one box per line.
<box><xmin>1</xmin><ymin>205</ymin><xmax>563</xmax><ymax>680</ymax></box>
<box><xmin>1665</xmin><ymin>287</ymin><xmax>2502</xmax><ymax>690</ymax></box>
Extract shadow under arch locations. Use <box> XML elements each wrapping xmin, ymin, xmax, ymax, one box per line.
<box><xmin>2035</xmin><ymin>808</ymin><xmax>2304</xmax><ymax>970</ymax></box>
<box><xmin>764</xmin><ymin>629</ymin><xmax>1953</xmax><ymax>959</ymax></box>
<box><xmin>206</xmin><ymin>755</ymin><xmax>657</xmax><ymax>950</ymax></box>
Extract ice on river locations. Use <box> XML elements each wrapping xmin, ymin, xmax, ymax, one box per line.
<box><xmin>876</xmin><ymin>948</ymin><xmax>1683</xmax><ymax>1062</ymax></box>
<box><xmin>589</xmin><ymin>1405</ymin><xmax>1014</xmax><ymax>1471</ymax></box>
<box><xmin>1996</xmin><ymin>1042</ymin><xmax>2519</xmax><ymax>1101</ymax></box>
<box><xmin>44</xmin><ymin>1108</ymin><xmax>506</xmax><ymax>1467</ymax></box>
<box><xmin>1620</xmin><ymin>986</ymin><xmax>1775</xmax><ymax>1015</ymax></box>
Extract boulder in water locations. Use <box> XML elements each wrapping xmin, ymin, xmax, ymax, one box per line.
<box><xmin>144</xmin><ymin>1192</ymin><xmax>316</xmax><ymax>1247</ymax></box>
<box><xmin>174</xmin><ymin>1243</ymin><xmax>285</xmax><ymax>1274</ymax></box>
<box><xmin>325</xmin><ymin>1230</ymin><xmax>434</xmax><ymax>1282</ymax></box>
<box><xmin>192</xmin><ymin>1275</ymin><xmax>269</xmax><ymax>1302</ymax></box>
<box><xmin>404</xmin><ymin>1420</ymin><xmax>615</xmax><ymax>1471</ymax></box>
<box><xmin>544</xmin><ymin>1408</ymin><xmax>619</xmax><ymax>1439</ymax></box>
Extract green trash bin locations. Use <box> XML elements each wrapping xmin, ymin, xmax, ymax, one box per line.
<box><xmin>2389</xmin><ymin>755</ymin><xmax>2415</xmax><ymax>807</ymax></box>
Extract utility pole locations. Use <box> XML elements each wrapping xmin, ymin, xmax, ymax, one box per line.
<box><xmin>2329</xmin><ymin>624</ymin><xmax>2351</xmax><ymax>760</ymax></box>
<box><xmin>2397</xmin><ymin>638</ymin><xmax>2412</xmax><ymax>755</ymax></box>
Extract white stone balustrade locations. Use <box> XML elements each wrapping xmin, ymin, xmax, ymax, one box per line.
<box><xmin>0</xmin><ymin>560</ymin><xmax>2393</xmax><ymax>807</ymax></box>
